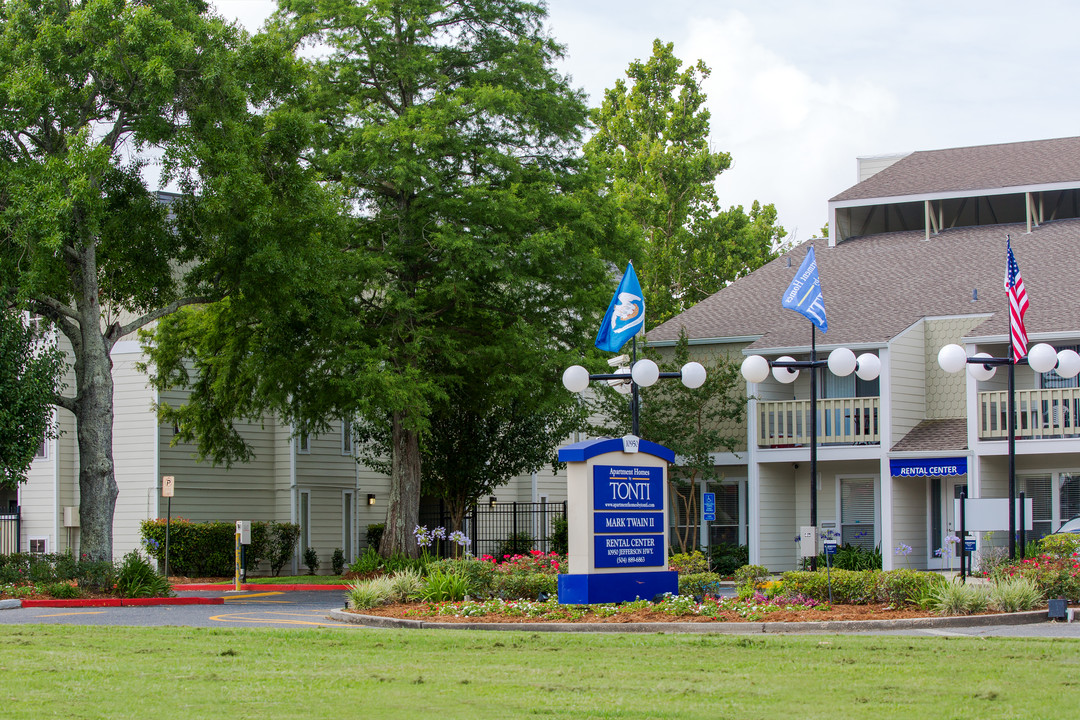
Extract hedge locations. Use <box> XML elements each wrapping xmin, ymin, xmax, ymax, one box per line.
<box><xmin>140</xmin><ymin>519</ymin><xmax>300</xmax><ymax>577</ymax></box>
<box><xmin>778</xmin><ymin>568</ymin><xmax>946</xmax><ymax>605</ymax></box>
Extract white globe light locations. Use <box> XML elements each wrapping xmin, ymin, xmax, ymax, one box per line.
<box><xmin>741</xmin><ymin>355</ymin><xmax>770</xmax><ymax>384</ymax></box>
<box><xmin>938</xmin><ymin>344</ymin><xmax>968</xmax><ymax>374</ymax></box>
<box><xmin>968</xmin><ymin>352</ymin><xmax>997</xmax><ymax>381</ymax></box>
<box><xmin>681</xmin><ymin>361</ymin><xmax>707</xmax><ymax>389</ymax></box>
<box><xmin>772</xmin><ymin>356</ymin><xmax>799</xmax><ymax>384</ymax></box>
<box><xmin>1027</xmin><ymin>343</ymin><xmax>1059</xmax><ymax>374</ymax></box>
<box><xmin>607</xmin><ymin>366</ymin><xmax>632</xmax><ymax>395</ymax></box>
<box><xmin>631</xmin><ymin>358</ymin><xmax>660</xmax><ymax>387</ymax></box>
<box><xmin>562</xmin><ymin>365</ymin><xmax>590</xmax><ymax>393</ymax></box>
<box><xmin>1057</xmin><ymin>349</ymin><xmax>1080</xmax><ymax>379</ymax></box>
<box><xmin>827</xmin><ymin>347</ymin><xmax>857</xmax><ymax>377</ymax></box>
<box><xmin>855</xmin><ymin>353</ymin><xmax>882</xmax><ymax>381</ymax></box>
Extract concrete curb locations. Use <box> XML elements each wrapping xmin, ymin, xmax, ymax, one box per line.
<box><xmin>0</xmin><ymin>599</ymin><xmax>21</xmax><ymax>610</ymax></box>
<box><xmin>326</xmin><ymin>608</ymin><xmax>1051</xmax><ymax>634</ymax></box>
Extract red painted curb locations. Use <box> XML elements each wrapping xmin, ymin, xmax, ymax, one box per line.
<box><xmin>172</xmin><ymin>583</ymin><xmax>350</xmax><ymax>591</ymax></box>
<box><xmin>22</xmin><ymin>598</ymin><xmax>122</xmax><ymax>608</ymax></box>
<box><xmin>122</xmin><ymin>597</ymin><xmax>224</xmax><ymax>606</ymax></box>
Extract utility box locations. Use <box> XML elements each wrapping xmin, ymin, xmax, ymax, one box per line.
<box><xmin>63</xmin><ymin>506</ymin><xmax>79</xmax><ymax>528</ymax></box>
<box><xmin>800</xmin><ymin>526</ymin><xmax>818</xmax><ymax>558</ymax></box>
<box><xmin>236</xmin><ymin>520</ymin><xmax>251</xmax><ymax>545</ymax></box>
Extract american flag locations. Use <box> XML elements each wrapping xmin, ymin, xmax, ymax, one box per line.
<box><xmin>1005</xmin><ymin>236</ymin><xmax>1029</xmax><ymax>362</ymax></box>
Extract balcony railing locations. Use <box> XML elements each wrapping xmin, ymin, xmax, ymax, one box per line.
<box><xmin>979</xmin><ymin>388</ymin><xmax>1080</xmax><ymax>439</ymax></box>
<box><xmin>756</xmin><ymin>397</ymin><xmax>880</xmax><ymax>447</ymax></box>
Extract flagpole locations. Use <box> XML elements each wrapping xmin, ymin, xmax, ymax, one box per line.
<box><xmin>809</xmin><ymin>323</ymin><xmax>818</xmax><ymax>572</ymax></box>
<box><xmin>631</xmin><ymin>336</ymin><xmax>640</xmax><ymax>437</ymax></box>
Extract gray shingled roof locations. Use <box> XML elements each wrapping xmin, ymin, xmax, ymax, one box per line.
<box><xmin>648</xmin><ymin>218</ymin><xmax>1080</xmax><ymax>352</ymax></box>
<box><xmin>831</xmin><ymin>136</ymin><xmax>1080</xmax><ymax>202</ymax></box>
<box><xmin>890</xmin><ymin>419</ymin><xmax>968</xmax><ymax>453</ymax></box>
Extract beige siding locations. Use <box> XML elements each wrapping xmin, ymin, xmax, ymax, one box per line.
<box><xmin>889</xmin><ymin>320</ymin><xmax>926</xmax><ymax>445</ymax></box>
<box><xmin>110</xmin><ymin>353</ymin><xmax>159</xmax><ymax>558</ymax></box>
<box><xmin>891</xmin><ymin>477</ymin><xmax>927</xmax><ymax>569</ymax></box>
<box><xmin>757</xmin><ymin>466</ymin><xmax>797</xmax><ymax>570</ymax></box>
<box><xmin>924</xmin><ymin>316</ymin><xmax>989</xmax><ymax>418</ymax></box>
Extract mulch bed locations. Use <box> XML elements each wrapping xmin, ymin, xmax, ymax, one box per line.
<box><xmin>352</xmin><ymin>602</ymin><xmax>971</xmax><ymax>624</ymax></box>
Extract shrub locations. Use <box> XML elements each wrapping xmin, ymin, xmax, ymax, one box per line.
<box><xmin>1038</xmin><ymin>533</ymin><xmax>1080</xmax><ymax>559</ymax></box>
<box><xmin>990</xmin><ymin>576</ymin><xmax>1042</xmax><ymax>612</ymax></box>
<box><xmin>115</xmin><ymin>551</ymin><xmax>172</xmax><ymax>599</ymax></box>
<box><xmin>348</xmin><ymin>547</ymin><xmax>382</xmax><ymax>574</ymax></box>
<box><xmin>550</xmin><ymin>516</ymin><xmax>568</xmax><ymax>555</ymax></box>
<box><xmin>678</xmin><ymin>572</ymin><xmax>722</xmax><ymax>598</ymax></box>
<box><xmin>991</xmin><ymin>553</ymin><xmax>1080</xmax><ymax>601</ymax></box>
<box><xmin>417</xmin><ymin>569</ymin><xmax>469</xmax><ymax>602</ymax></box>
<box><xmin>877</xmin><ymin>568</ymin><xmax>946</xmax><ymax>606</ymax></box>
<box><xmin>734</xmin><ymin>564</ymin><xmax>769</xmax><ymax>597</ymax></box>
<box><xmin>44</xmin><ymin>581</ymin><xmax>82</xmax><ymax>599</ymax></box>
<box><xmin>668</xmin><ymin>551</ymin><xmax>709</xmax><ymax>574</ymax></box>
<box><xmin>427</xmin><ymin>558</ymin><xmax>495</xmax><ymax>598</ymax></box>
<box><xmin>818</xmin><ymin>544</ymin><xmax>882</xmax><ymax>571</ymax></box>
<box><xmin>139</xmin><ymin>519</ymin><xmax>299</xmax><ymax>577</ymax></box>
<box><xmin>492</xmin><ymin>571</ymin><xmax>556</xmax><ymax>601</ymax></box>
<box><xmin>346</xmin><ymin>575</ymin><xmax>395</xmax><ymax>610</ymax></box>
<box><xmin>929</xmin><ymin>580</ymin><xmax>990</xmax><ymax>616</ymax></box>
<box><xmin>388</xmin><ymin>568</ymin><xmax>425</xmax><ymax>600</ymax></box>
<box><xmin>303</xmin><ymin>547</ymin><xmax>319</xmax><ymax>575</ymax></box>
<box><xmin>331</xmin><ymin>548</ymin><xmax>346</xmax><ymax>575</ymax></box>
<box><xmin>366</xmin><ymin>523</ymin><xmax>385</xmax><ymax>551</ymax></box>
<box><xmin>494</xmin><ymin>532</ymin><xmax>534</xmax><ymax>559</ymax></box>
<box><xmin>709</xmin><ymin>543</ymin><xmax>749</xmax><ymax>576</ymax></box>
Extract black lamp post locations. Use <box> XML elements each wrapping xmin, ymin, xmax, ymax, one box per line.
<box><xmin>938</xmin><ymin>342</ymin><xmax>1080</xmax><ymax>559</ymax></box>
<box><xmin>741</xmin><ymin>341</ymin><xmax>881</xmax><ymax>570</ymax></box>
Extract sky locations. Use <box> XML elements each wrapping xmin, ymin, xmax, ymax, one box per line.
<box><xmin>211</xmin><ymin>0</ymin><xmax>1080</xmax><ymax>245</ymax></box>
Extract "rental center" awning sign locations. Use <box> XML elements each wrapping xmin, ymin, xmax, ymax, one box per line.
<box><xmin>889</xmin><ymin>457</ymin><xmax>967</xmax><ymax>477</ymax></box>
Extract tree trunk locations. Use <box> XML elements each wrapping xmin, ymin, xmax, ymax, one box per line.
<box><xmin>379</xmin><ymin>410</ymin><xmax>421</xmax><ymax>557</ymax></box>
<box><xmin>74</xmin><ymin>318</ymin><xmax>119</xmax><ymax>562</ymax></box>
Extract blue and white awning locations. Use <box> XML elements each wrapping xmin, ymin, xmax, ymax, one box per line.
<box><xmin>889</xmin><ymin>457</ymin><xmax>967</xmax><ymax>478</ymax></box>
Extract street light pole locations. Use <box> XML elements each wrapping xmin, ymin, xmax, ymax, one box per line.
<box><xmin>938</xmin><ymin>342</ymin><xmax>1080</xmax><ymax>559</ymax></box>
<box><xmin>741</xmin><ymin>344</ymin><xmax>881</xmax><ymax>571</ymax></box>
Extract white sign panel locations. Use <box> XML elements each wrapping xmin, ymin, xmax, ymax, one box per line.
<box><xmin>954</xmin><ymin>498</ymin><xmax>1034</xmax><ymax>532</ymax></box>
<box><xmin>162</xmin><ymin>475</ymin><xmax>175</xmax><ymax>498</ymax></box>
<box><xmin>800</xmin><ymin>525</ymin><xmax>817</xmax><ymax>558</ymax></box>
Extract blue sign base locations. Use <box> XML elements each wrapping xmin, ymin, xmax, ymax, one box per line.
<box><xmin>557</xmin><ymin>571</ymin><xmax>678</xmax><ymax>605</ymax></box>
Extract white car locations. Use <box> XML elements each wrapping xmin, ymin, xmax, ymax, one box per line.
<box><xmin>1053</xmin><ymin>517</ymin><xmax>1080</xmax><ymax>534</ymax></box>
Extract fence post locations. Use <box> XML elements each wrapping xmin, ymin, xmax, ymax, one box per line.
<box><xmin>470</xmin><ymin>505</ymin><xmax>477</xmax><ymax>556</ymax></box>
<box><xmin>512</xmin><ymin>501</ymin><xmax>518</xmax><ymax>554</ymax></box>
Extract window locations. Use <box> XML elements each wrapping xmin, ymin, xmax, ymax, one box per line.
<box><xmin>1041</xmin><ymin>345</ymin><xmax>1079</xmax><ymax>388</ymax></box>
<box><xmin>1061</xmin><ymin>473</ymin><xmax>1080</xmax><ymax>524</ymax></box>
<box><xmin>35</xmin><ymin>437</ymin><xmax>47</xmax><ymax>459</ymax></box>
<box><xmin>1019</xmin><ymin>475</ymin><xmax>1052</xmax><ymax>542</ymax></box>
<box><xmin>296</xmin><ymin>431</ymin><xmax>310</xmax><ymax>454</ymax></box>
<box><xmin>29</xmin><ymin>537</ymin><xmax>48</xmax><ymax>555</ymax></box>
<box><xmin>299</xmin><ymin>490</ymin><xmax>311</xmax><ymax>559</ymax></box>
<box><xmin>342</xmin><ymin>491</ymin><xmax>354</xmax><ymax>562</ymax></box>
<box><xmin>341</xmin><ymin>419</ymin><xmax>353</xmax><ymax>455</ymax></box>
<box><xmin>707</xmin><ymin>482</ymin><xmax>745</xmax><ymax>547</ymax></box>
<box><xmin>840</xmin><ymin>478</ymin><xmax>876</xmax><ymax>550</ymax></box>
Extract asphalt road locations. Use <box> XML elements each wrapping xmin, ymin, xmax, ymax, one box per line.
<box><xmin>2</xmin><ymin>590</ymin><xmax>1079</xmax><ymax>637</ymax></box>
<box><xmin>0</xmin><ymin>589</ymin><xmax>367</xmax><ymax>630</ymax></box>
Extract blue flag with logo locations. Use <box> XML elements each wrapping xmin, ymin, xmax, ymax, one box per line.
<box><xmin>595</xmin><ymin>262</ymin><xmax>645</xmax><ymax>352</ymax></box>
<box><xmin>781</xmin><ymin>246</ymin><xmax>828</xmax><ymax>333</ymax></box>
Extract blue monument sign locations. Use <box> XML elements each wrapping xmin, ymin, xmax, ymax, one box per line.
<box><xmin>557</xmin><ymin>437</ymin><xmax>678</xmax><ymax>604</ymax></box>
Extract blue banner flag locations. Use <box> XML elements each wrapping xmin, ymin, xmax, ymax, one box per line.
<box><xmin>595</xmin><ymin>262</ymin><xmax>645</xmax><ymax>352</ymax></box>
<box><xmin>781</xmin><ymin>246</ymin><xmax>828</xmax><ymax>333</ymax></box>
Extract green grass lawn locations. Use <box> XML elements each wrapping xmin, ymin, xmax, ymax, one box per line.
<box><xmin>1</xmin><ymin>625</ymin><xmax>1077</xmax><ymax>719</ymax></box>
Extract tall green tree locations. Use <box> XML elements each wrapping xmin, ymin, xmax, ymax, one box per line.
<box><xmin>587</xmin><ymin>332</ymin><xmax>745</xmax><ymax>553</ymax></box>
<box><xmin>0</xmin><ymin>311</ymin><xmax>65</xmax><ymax>488</ymax></box>
<box><xmin>0</xmin><ymin>0</ymin><xmax>316</xmax><ymax>560</ymax></box>
<box><xmin>147</xmin><ymin>0</ymin><xmax>621</xmax><ymax>557</ymax></box>
<box><xmin>586</xmin><ymin>39</ymin><xmax>786</xmax><ymax>327</ymax></box>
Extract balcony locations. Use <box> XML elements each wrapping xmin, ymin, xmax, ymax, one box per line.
<box><xmin>755</xmin><ymin>397</ymin><xmax>880</xmax><ymax>447</ymax></box>
<box><xmin>979</xmin><ymin>388</ymin><xmax>1080</xmax><ymax>440</ymax></box>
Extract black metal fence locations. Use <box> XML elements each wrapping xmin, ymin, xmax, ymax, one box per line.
<box><xmin>0</xmin><ymin>506</ymin><xmax>20</xmax><ymax>554</ymax></box>
<box><xmin>418</xmin><ymin>500</ymin><xmax>567</xmax><ymax>559</ymax></box>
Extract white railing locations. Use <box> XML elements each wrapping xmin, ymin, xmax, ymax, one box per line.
<box><xmin>756</xmin><ymin>397</ymin><xmax>880</xmax><ymax>447</ymax></box>
<box><xmin>979</xmin><ymin>388</ymin><xmax>1080</xmax><ymax>439</ymax></box>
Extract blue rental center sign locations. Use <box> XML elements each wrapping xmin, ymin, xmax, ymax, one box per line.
<box><xmin>593</xmin><ymin>465</ymin><xmax>663</xmax><ymax>510</ymax></box>
<box><xmin>889</xmin><ymin>457</ymin><xmax>967</xmax><ymax>478</ymax></box>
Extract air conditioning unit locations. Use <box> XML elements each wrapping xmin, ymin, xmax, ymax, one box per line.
<box><xmin>63</xmin><ymin>506</ymin><xmax>79</xmax><ymax>528</ymax></box>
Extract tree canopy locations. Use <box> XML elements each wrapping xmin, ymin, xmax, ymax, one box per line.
<box><xmin>585</xmin><ymin>39</ymin><xmax>786</xmax><ymax>328</ymax></box>
<box><xmin>0</xmin><ymin>0</ymin><xmax>318</xmax><ymax>559</ymax></box>
<box><xmin>147</xmin><ymin>0</ymin><xmax>624</xmax><ymax>557</ymax></box>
